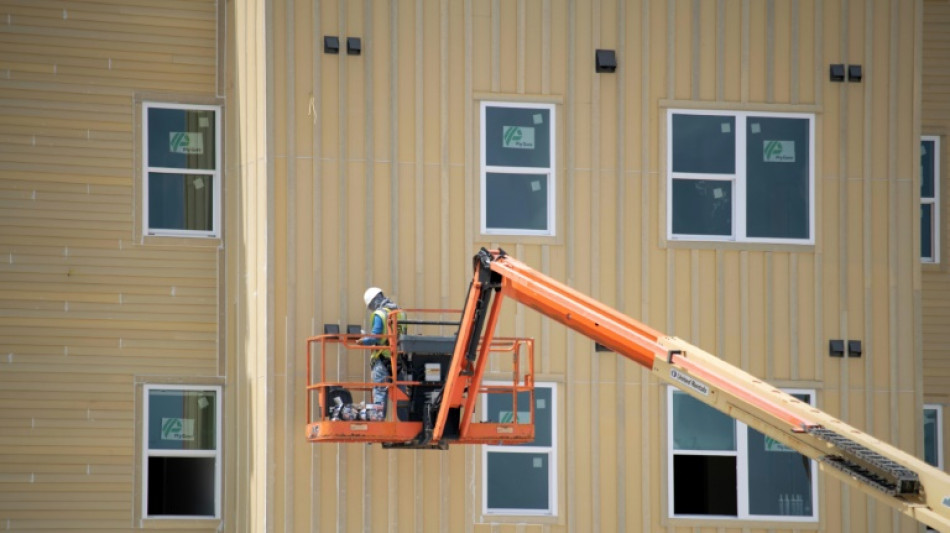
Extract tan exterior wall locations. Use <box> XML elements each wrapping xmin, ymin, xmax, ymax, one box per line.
<box><xmin>234</xmin><ymin>0</ymin><xmax>929</xmax><ymax>532</ymax></box>
<box><xmin>922</xmin><ymin>0</ymin><xmax>950</xmax><ymax>494</ymax></box>
<box><xmin>0</xmin><ymin>0</ymin><xmax>222</xmax><ymax>530</ymax></box>
<box><xmin>1</xmin><ymin>0</ymin><xmax>945</xmax><ymax>531</ymax></box>
<box><xmin>922</xmin><ymin>0</ymin><xmax>950</xmax><ymax>401</ymax></box>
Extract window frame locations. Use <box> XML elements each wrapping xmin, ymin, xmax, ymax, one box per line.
<box><xmin>142</xmin><ymin>101</ymin><xmax>222</xmax><ymax>238</ymax></box>
<box><xmin>480</xmin><ymin>101</ymin><xmax>557</xmax><ymax>237</ymax></box>
<box><xmin>924</xmin><ymin>404</ymin><xmax>944</xmax><ymax>470</ymax></box>
<box><xmin>922</xmin><ymin>136</ymin><xmax>941</xmax><ymax>263</ymax></box>
<box><xmin>666</xmin><ymin>386</ymin><xmax>818</xmax><ymax>523</ymax></box>
<box><xmin>666</xmin><ymin>109</ymin><xmax>815</xmax><ymax>245</ymax></box>
<box><xmin>142</xmin><ymin>384</ymin><xmax>222</xmax><ymax>520</ymax></box>
<box><xmin>481</xmin><ymin>381</ymin><xmax>557</xmax><ymax>517</ymax></box>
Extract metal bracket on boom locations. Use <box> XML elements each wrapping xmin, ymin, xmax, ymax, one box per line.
<box><xmin>667</xmin><ymin>349</ymin><xmax>682</xmax><ymax>364</ymax></box>
<box><xmin>807</xmin><ymin>427</ymin><xmax>920</xmax><ymax>496</ymax></box>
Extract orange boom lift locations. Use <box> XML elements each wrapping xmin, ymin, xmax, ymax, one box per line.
<box><xmin>305</xmin><ymin>248</ymin><xmax>950</xmax><ymax>531</ymax></box>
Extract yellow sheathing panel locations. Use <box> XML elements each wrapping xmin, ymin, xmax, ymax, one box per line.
<box><xmin>0</xmin><ymin>0</ymin><xmax>219</xmax><ymax>530</ymax></box>
<box><xmin>225</xmin><ymin>0</ymin><xmax>272</xmax><ymax>530</ymax></box>
<box><xmin>922</xmin><ymin>0</ymin><xmax>950</xmax><ymax>406</ymax></box>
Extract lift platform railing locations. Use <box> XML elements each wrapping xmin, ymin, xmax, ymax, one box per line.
<box><xmin>305</xmin><ymin>308</ymin><xmax>536</xmax><ymax>448</ymax></box>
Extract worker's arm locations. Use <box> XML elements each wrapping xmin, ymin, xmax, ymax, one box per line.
<box><xmin>358</xmin><ymin>314</ymin><xmax>385</xmax><ymax>345</ymax></box>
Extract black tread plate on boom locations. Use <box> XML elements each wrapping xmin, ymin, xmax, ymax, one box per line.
<box><xmin>807</xmin><ymin>427</ymin><xmax>920</xmax><ymax>496</ymax></box>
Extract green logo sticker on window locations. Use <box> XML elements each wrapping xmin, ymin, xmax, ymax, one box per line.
<box><xmin>502</xmin><ymin>126</ymin><xmax>535</xmax><ymax>149</ymax></box>
<box><xmin>169</xmin><ymin>132</ymin><xmax>204</xmax><ymax>155</ymax></box>
<box><xmin>764</xmin><ymin>435</ymin><xmax>794</xmax><ymax>453</ymax></box>
<box><xmin>161</xmin><ymin>417</ymin><xmax>195</xmax><ymax>440</ymax></box>
<box><xmin>498</xmin><ymin>410</ymin><xmax>531</xmax><ymax>423</ymax></box>
<box><xmin>763</xmin><ymin>140</ymin><xmax>795</xmax><ymax>163</ymax></box>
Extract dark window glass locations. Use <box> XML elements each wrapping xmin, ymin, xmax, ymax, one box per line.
<box><xmin>922</xmin><ymin>204</ymin><xmax>934</xmax><ymax>260</ymax></box>
<box><xmin>486</xmin><ymin>387</ymin><xmax>552</xmax><ymax>447</ymax></box>
<box><xmin>671</xmin><ymin>114</ymin><xmax>735</xmax><ymax>174</ymax></box>
<box><xmin>672</xmin><ymin>455</ymin><xmax>738</xmax><ymax>515</ymax></box>
<box><xmin>747</xmin><ymin>393</ymin><xmax>813</xmax><ymax>516</ymax></box>
<box><xmin>671</xmin><ymin>179</ymin><xmax>732</xmax><ymax>236</ymax></box>
<box><xmin>672</xmin><ymin>391</ymin><xmax>735</xmax><ymax>451</ymax></box>
<box><xmin>486</xmin><ymin>172</ymin><xmax>548</xmax><ymax>231</ymax></box>
<box><xmin>148</xmin><ymin>173</ymin><xmax>214</xmax><ymax>232</ymax></box>
<box><xmin>745</xmin><ymin>117</ymin><xmax>809</xmax><ymax>239</ymax></box>
<box><xmin>147</xmin><ymin>457</ymin><xmax>215</xmax><ymax>516</ymax></box>
<box><xmin>924</xmin><ymin>408</ymin><xmax>939</xmax><ymax>467</ymax></box>
<box><xmin>922</xmin><ymin>140</ymin><xmax>936</xmax><ymax>199</ymax></box>
<box><xmin>486</xmin><ymin>452</ymin><xmax>549</xmax><ymax>510</ymax></box>
<box><xmin>148</xmin><ymin>390</ymin><xmax>217</xmax><ymax>451</ymax></box>
<box><xmin>485</xmin><ymin>107</ymin><xmax>551</xmax><ymax>168</ymax></box>
<box><xmin>148</xmin><ymin>108</ymin><xmax>216</xmax><ymax>170</ymax></box>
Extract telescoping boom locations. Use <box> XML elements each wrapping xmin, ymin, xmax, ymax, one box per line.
<box><xmin>306</xmin><ymin>248</ymin><xmax>950</xmax><ymax>531</ymax></box>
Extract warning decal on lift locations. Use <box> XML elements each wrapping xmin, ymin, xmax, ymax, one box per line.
<box><xmin>670</xmin><ymin>369</ymin><xmax>710</xmax><ymax>396</ymax></box>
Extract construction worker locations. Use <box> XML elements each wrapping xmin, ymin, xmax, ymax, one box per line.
<box><xmin>360</xmin><ymin>287</ymin><xmax>407</xmax><ymax>417</ymax></box>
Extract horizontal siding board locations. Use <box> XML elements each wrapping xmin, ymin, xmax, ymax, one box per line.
<box><xmin>0</xmin><ymin>181</ymin><xmax>132</xmax><ymax>197</ymax></box>
<box><xmin>0</xmin><ymin>114</ymin><xmax>130</xmax><ymax>133</ymax></box>
<box><xmin>0</xmin><ymin>97</ymin><xmax>133</xmax><ymax>119</ymax></box>
<box><xmin>0</xmin><ymin>33</ymin><xmax>214</xmax><ymax>60</ymax></box>
<box><xmin>0</xmin><ymin>273</ymin><xmax>216</xmax><ymax>290</ymax></box>
<box><xmin>0</xmin><ymin>203</ymin><xmax>131</xmax><ymax>219</ymax></box>
<box><xmin>1</xmin><ymin>71</ymin><xmax>214</xmax><ymax>93</ymax></box>
<box><xmin>0</xmin><ymin>290</ymin><xmax>214</xmax><ymax>306</ymax></box>
<box><xmin>0</xmin><ymin>399</ymin><xmax>132</xmax><ymax>415</ymax></box>
<box><xmin>0</xmin><ymin>163</ymin><xmax>131</xmax><ymax>181</ymax></box>
<box><xmin>0</xmin><ymin>325</ymin><xmax>215</xmax><ymax>341</ymax></box>
<box><xmin>4</xmin><ymin>0</ymin><xmax>214</xmax><ymax>13</ymax></box>
<box><xmin>1</xmin><ymin>19</ymin><xmax>215</xmax><ymax>48</ymax></box>
<box><xmin>0</xmin><ymin>51</ymin><xmax>214</xmax><ymax>74</ymax></box>
<box><xmin>0</xmin><ymin>284</ymin><xmax>215</xmax><ymax>300</ymax></box>
<box><xmin>0</xmin><ymin>462</ymin><xmax>130</xmax><ymax>475</ymax></box>
<box><xmin>0</xmin><ymin>256</ymin><xmax>215</xmax><ymax>276</ymax></box>
<box><xmin>0</xmin><ymin>244</ymin><xmax>216</xmax><ymax>262</ymax></box>
<box><xmin>5</xmin><ymin>4</ymin><xmax>214</xmax><ymax>27</ymax></box>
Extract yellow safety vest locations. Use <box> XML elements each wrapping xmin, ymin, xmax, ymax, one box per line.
<box><xmin>370</xmin><ymin>308</ymin><xmax>407</xmax><ymax>362</ymax></box>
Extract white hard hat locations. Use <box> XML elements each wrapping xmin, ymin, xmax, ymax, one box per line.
<box><xmin>363</xmin><ymin>287</ymin><xmax>383</xmax><ymax>309</ymax></box>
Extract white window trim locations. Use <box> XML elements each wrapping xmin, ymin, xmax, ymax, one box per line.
<box><xmin>482</xmin><ymin>381</ymin><xmax>557</xmax><ymax>516</ymax></box>
<box><xmin>142</xmin><ymin>102</ymin><xmax>222</xmax><ymax>238</ymax></box>
<box><xmin>922</xmin><ymin>136</ymin><xmax>941</xmax><ymax>263</ymax></box>
<box><xmin>143</xmin><ymin>384</ymin><xmax>222</xmax><ymax>520</ymax></box>
<box><xmin>666</xmin><ymin>109</ymin><xmax>815</xmax><ymax>245</ymax></box>
<box><xmin>666</xmin><ymin>386</ymin><xmax>818</xmax><ymax>523</ymax></box>
<box><xmin>480</xmin><ymin>101</ymin><xmax>556</xmax><ymax>237</ymax></box>
<box><xmin>924</xmin><ymin>404</ymin><xmax>944</xmax><ymax>470</ymax></box>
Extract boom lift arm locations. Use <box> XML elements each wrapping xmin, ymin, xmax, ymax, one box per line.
<box><xmin>306</xmin><ymin>248</ymin><xmax>950</xmax><ymax>530</ymax></box>
<box><xmin>438</xmin><ymin>248</ymin><xmax>950</xmax><ymax>531</ymax></box>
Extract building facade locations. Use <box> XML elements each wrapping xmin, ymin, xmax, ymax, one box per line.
<box><xmin>1</xmin><ymin>0</ymin><xmax>948</xmax><ymax>531</ymax></box>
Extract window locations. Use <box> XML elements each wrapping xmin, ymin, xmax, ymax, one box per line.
<box><xmin>143</xmin><ymin>385</ymin><xmax>221</xmax><ymax>518</ymax></box>
<box><xmin>143</xmin><ymin>102</ymin><xmax>221</xmax><ymax>237</ymax></box>
<box><xmin>667</xmin><ymin>387</ymin><xmax>817</xmax><ymax>522</ymax></box>
<box><xmin>667</xmin><ymin>110</ymin><xmax>814</xmax><ymax>244</ymax></box>
<box><xmin>924</xmin><ymin>404</ymin><xmax>943</xmax><ymax>469</ymax></box>
<box><xmin>922</xmin><ymin>136</ymin><xmax>940</xmax><ymax>263</ymax></box>
<box><xmin>480</xmin><ymin>102</ymin><xmax>556</xmax><ymax>236</ymax></box>
<box><xmin>482</xmin><ymin>383</ymin><xmax>556</xmax><ymax>515</ymax></box>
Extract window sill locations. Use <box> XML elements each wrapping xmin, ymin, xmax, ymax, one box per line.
<box><xmin>664</xmin><ymin>239</ymin><xmax>815</xmax><ymax>253</ymax></box>
<box><xmin>141</xmin><ymin>233</ymin><xmax>223</xmax><ymax>249</ymax></box>
<box><xmin>665</xmin><ymin>517</ymin><xmax>819</xmax><ymax>530</ymax></box>
<box><xmin>478</xmin><ymin>233</ymin><xmax>563</xmax><ymax>246</ymax></box>
<box><xmin>480</xmin><ymin>513</ymin><xmax>559</xmax><ymax>525</ymax></box>
<box><xmin>139</xmin><ymin>517</ymin><xmax>221</xmax><ymax>530</ymax></box>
